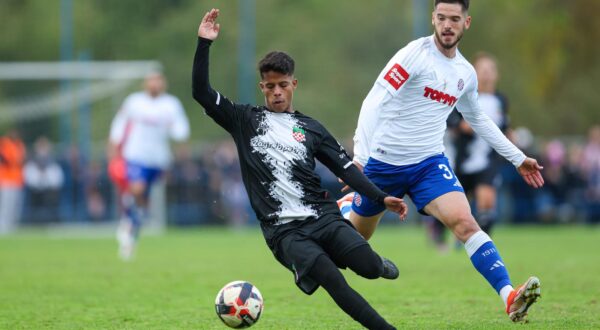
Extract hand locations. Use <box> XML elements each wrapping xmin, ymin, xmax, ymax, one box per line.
<box><xmin>339</xmin><ymin>161</ymin><xmax>364</xmax><ymax>192</ymax></box>
<box><xmin>517</xmin><ymin>157</ymin><xmax>544</xmax><ymax>188</ymax></box>
<box><xmin>198</xmin><ymin>8</ymin><xmax>220</xmax><ymax>40</ymax></box>
<box><xmin>383</xmin><ymin>196</ymin><xmax>408</xmax><ymax>221</ymax></box>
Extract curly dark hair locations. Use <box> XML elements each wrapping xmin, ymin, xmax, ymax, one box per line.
<box><xmin>434</xmin><ymin>0</ymin><xmax>469</xmax><ymax>11</ymax></box>
<box><xmin>258</xmin><ymin>51</ymin><xmax>295</xmax><ymax>78</ymax></box>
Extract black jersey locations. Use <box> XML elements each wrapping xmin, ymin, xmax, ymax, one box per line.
<box><xmin>192</xmin><ymin>38</ymin><xmax>388</xmax><ymax>227</ymax></box>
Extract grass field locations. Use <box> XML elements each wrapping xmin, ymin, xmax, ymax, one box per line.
<box><xmin>1</xmin><ymin>225</ymin><xmax>599</xmax><ymax>329</ymax></box>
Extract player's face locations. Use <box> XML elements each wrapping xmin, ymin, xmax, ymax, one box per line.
<box><xmin>259</xmin><ymin>71</ymin><xmax>297</xmax><ymax>113</ymax></box>
<box><xmin>432</xmin><ymin>3</ymin><xmax>471</xmax><ymax>50</ymax></box>
<box><xmin>144</xmin><ymin>73</ymin><xmax>166</xmax><ymax>97</ymax></box>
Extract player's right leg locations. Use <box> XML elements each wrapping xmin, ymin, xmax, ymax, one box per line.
<box><xmin>337</xmin><ymin>192</ymin><xmax>386</xmax><ymax>240</ymax></box>
<box><xmin>349</xmin><ymin>211</ymin><xmax>385</xmax><ymax>241</ymax></box>
<box><xmin>424</xmin><ymin>191</ymin><xmax>541</xmax><ymax>322</ymax></box>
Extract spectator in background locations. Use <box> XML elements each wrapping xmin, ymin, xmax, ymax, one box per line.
<box><xmin>23</xmin><ymin>136</ymin><xmax>64</xmax><ymax>224</ymax></box>
<box><xmin>0</xmin><ymin>129</ymin><xmax>26</xmax><ymax>235</ymax></box>
<box><xmin>503</xmin><ymin>127</ymin><xmax>541</xmax><ymax>223</ymax></box>
<box><xmin>166</xmin><ymin>144</ymin><xmax>210</xmax><ymax>226</ymax></box>
<box><xmin>581</xmin><ymin>125</ymin><xmax>600</xmax><ymax>224</ymax></box>
<box><xmin>108</xmin><ymin>72</ymin><xmax>190</xmax><ymax>260</ymax></box>
<box><xmin>450</xmin><ymin>52</ymin><xmax>510</xmax><ymax>235</ymax></box>
<box><xmin>540</xmin><ymin>139</ymin><xmax>569</xmax><ymax>222</ymax></box>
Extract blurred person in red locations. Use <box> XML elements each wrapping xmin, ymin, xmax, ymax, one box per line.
<box><xmin>0</xmin><ymin>129</ymin><xmax>26</xmax><ymax>235</ymax></box>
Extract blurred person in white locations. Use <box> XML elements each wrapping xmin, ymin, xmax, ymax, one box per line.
<box><xmin>108</xmin><ymin>72</ymin><xmax>190</xmax><ymax>260</ymax></box>
<box><xmin>0</xmin><ymin>129</ymin><xmax>26</xmax><ymax>235</ymax></box>
<box><xmin>23</xmin><ymin>136</ymin><xmax>64</xmax><ymax>224</ymax></box>
<box><xmin>582</xmin><ymin>125</ymin><xmax>600</xmax><ymax>223</ymax></box>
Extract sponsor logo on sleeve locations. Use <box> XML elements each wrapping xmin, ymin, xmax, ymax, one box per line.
<box><xmin>384</xmin><ymin>63</ymin><xmax>410</xmax><ymax>90</ymax></box>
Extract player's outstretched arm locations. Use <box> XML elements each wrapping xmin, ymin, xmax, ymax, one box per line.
<box><xmin>198</xmin><ymin>8</ymin><xmax>220</xmax><ymax>40</ymax></box>
<box><xmin>517</xmin><ymin>157</ymin><xmax>544</xmax><ymax>188</ymax></box>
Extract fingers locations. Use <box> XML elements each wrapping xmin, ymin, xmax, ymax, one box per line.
<box><xmin>204</xmin><ymin>8</ymin><xmax>219</xmax><ymax>23</ymax></box>
<box><xmin>201</xmin><ymin>11</ymin><xmax>210</xmax><ymax>23</ymax></box>
<box><xmin>523</xmin><ymin>171</ymin><xmax>544</xmax><ymax>188</ymax></box>
<box><xmin>532</xmin><ymin>171</ymin><xmax>544</xmax><ymax>187</ymax></box>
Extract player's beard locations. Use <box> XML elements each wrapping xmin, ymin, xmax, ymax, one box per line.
<box><xmin>435</xmin><ymin>29</ymin><xmax>463</xmax><ymax>50</ymax></box>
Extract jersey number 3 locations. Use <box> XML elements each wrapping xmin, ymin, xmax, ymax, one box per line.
<box><xmin>438</xmin><ymin>164</ymin><xmax>454</xmax><ymax>180</ymax></box>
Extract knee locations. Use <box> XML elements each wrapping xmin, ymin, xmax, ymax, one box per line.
<box><xmin>450</xmin><ymin>212</ymin><xmax>480</xmax><ymax>242</ymax></box>
<box><xmin>352</xmin><ymin>256</ymin><xmax>383</xmax><ymax>280</ymax></box>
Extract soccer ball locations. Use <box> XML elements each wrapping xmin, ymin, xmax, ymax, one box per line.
<box><xmin>215</xmin><ymin>281</ymin><xmax>264</xmax><ymax>328</ymax></box>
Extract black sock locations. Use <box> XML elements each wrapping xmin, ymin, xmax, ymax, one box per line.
<box><xmin>308</xmin><ymin>255</ymin><xmax>395</xmax><ymax>330</ymax></box>
<box><xmin>478</xmin><ymin>210</ymin><xmax>496</xmax><ymax>235</ymax></box>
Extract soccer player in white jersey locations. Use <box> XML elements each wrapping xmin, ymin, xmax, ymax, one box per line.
<box><xmin>339</xmin><ymin>0</ymin><xmax>544</xmax><ymax>322</ymax></box>
<box><xmin>108</xmin><ymin>72</ymin><xmax>190</xmax><ymax>260</ymax></box>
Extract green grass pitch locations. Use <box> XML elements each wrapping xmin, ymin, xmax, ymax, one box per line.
<box><xmin>1</xmin><ymin>225</ymin><xmax>599</xmax><ymax>329</ymax></box>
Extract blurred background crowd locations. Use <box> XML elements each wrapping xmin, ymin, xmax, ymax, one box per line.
<box><xmin>1</xmin><ymin>0</ymin><xmax>600</xmax><ymax>233</ymax></box>
<box><xmin>1</xmin><ymin>124</ymin><xmax>599</xmax><ymax>232</ymax></box>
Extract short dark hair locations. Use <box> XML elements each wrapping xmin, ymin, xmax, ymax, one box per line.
<box><xmin>434</xmin><ymin>0</ymin><xmax>469</xmax><ymax>11</ymax></box>
<box><xmin>258</xmin><ymin>51</ymin><xmax>295</xmax><ymax>78</ymax></box>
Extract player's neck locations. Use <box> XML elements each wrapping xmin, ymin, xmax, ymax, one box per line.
<box><xmin>433</xmin><ymin>37</ymin><xmax>458</xmax><ymax>59</ymax></box>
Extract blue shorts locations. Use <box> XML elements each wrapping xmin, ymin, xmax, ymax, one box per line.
<box><xmin>126</xmin><ymin>162</ymin><xmax>163</xmax><ymax>189</ymax></box>
<box><xmin>352</xmin><ymin>154</ymin><xmax>464</xmax><ymax>216</ymax></box>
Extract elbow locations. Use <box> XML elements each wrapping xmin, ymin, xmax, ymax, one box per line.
<box><xmin>192</xmin><ymin>87</ymin><xmax>209</xmax><ymax>107</ymax></box>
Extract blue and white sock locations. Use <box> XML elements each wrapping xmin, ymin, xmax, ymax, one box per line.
<box><xmin>464</xmin><ymin>231</ymin><xmax>513</xmax><ymax>300</ymax></box>
<box><xmin>339</xmin><ymin>201</ymin><xmax>353</xmax><ymax>220</ymax></box>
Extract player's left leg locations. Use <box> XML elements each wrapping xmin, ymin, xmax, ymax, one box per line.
<box><xmin>308</xmin><ymin>254</ymin><xmax>396</xmax><ymax>330</ymax></box>
<box><xmin>424</xmin><ymin>192</ymin><xmax>540</xmax><ymax>321</ymax></box>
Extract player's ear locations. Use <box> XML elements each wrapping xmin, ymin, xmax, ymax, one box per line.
<box><xmin>464</xmin><ymin>15</ymin><xmax>471</xmax><ymax>29</ymax></box>
<box><xmin>259</xmin><ymin>81</ymin><xmax>266</xmax><ymax>93</ymax></box>
<box><xmin>292</xmin><ymin>79</ymin><xmax>298</xmax><ymax>90</ymax></box>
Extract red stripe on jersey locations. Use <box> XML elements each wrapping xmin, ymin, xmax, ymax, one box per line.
<box><xmin>384</xmin><ymin>63</ymin><xmax>410</xmax><ymax>90</ymax></box>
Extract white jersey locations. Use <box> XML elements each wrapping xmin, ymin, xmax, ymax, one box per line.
<box><xmin>354</xmin><ymin>35</ymin><xmax>525</xmax><ymax>168</ymax></box>
<box><xmin>109</xmin><ymin>91</ymin><xmax>190</xmax><ymax>169</ymax></box>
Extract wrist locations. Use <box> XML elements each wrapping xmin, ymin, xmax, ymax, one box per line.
<box><xmin>198</xmin><ymin>36</ymin><xmax>214</xmax><ymax>44</ymax></box>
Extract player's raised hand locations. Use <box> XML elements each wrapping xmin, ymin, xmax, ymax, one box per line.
<box><xmin>383</xmin><ymin>196</ymin><xmax>408</xmax><ymax>221</ymax></box>
<box><xmin>517</xmin><ymin>157</ymin><xmax>544</xmax><ymax>188</ymax></box>
<box><xmin>198</xmin><ymin>8</ymin><xmax>220</xmax><ymax>40</ymax></box>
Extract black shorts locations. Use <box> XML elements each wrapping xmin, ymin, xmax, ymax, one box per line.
<box><xmin>458</xmin><ymin>163</ymin><xmax>501</xmax><ymax>195</ymax></box>
<box><xmin>261</xmin><ymin>214</ymin><xmax>368</xmax><ymax>295</ymax></box>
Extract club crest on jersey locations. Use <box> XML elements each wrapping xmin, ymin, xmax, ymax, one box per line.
<box><xmin>457</xmin><ymin>78</ymin><xmax>464</xmax><ymax>91</ymax></box>
<box><xmin>292</xmin><ymin>126</ymin><xmax>306</xmax><ymax>142</ymax></box>
<box><xmin>384</xmin><ymin>63</ymin><xmax>409</xmax><ymax>90</ymax></box>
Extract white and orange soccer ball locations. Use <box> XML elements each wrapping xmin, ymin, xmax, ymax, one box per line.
<box><xmin>215</xmin><ymin>281</ymin><xmax>264</xmax><ymax>328</ymax></box>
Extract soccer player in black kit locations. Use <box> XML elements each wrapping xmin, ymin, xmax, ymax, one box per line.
<box><xmin>193</xmin><ymin>9</ymin><xmax>408</xmax><ymax>330</ymax></box>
